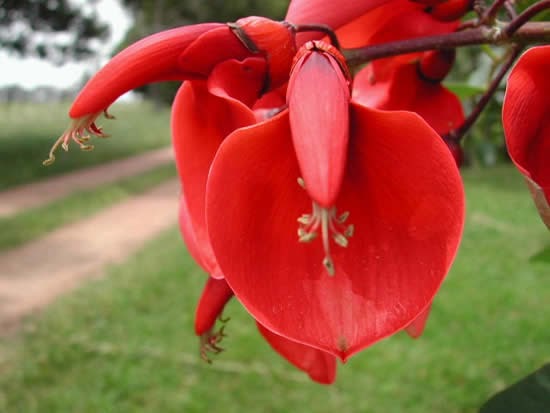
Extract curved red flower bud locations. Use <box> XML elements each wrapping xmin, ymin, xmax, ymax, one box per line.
<box><xmin>418</xmin><ymin>49</ymin><xmax>456</xmax><ymax>82</ymax></box>
<box><xmin>503</xmin><ymin>46</ymin><xmax>550</xmax><ymax>229</ymax></box>
<box><xmin>287</xmin><ymin>41</ymin><xmax>351</xmax><ymax>207</ymax></box>
<box><xmin>207</xmin><ymin>105</ymin><xmax>464</xmax><ymax>360</ymax></box>
<box><xmin>428</xmin><ymin>0</ymin><xmax>472</xmax><ymax>21</ymax></box>
<box><xmin>257</xmin><ymin>322</ymin><xmax>337</xmax><ymax>384</ymax></box>
<box><xmin>45</xmin><ymin>18</ymin><xmax>296</xmax><ymax>166</ymax></box>
<box><xmin>70</xmin><ymin>23</ymin><xmax>243</xmax><ymax>119</ymax></box>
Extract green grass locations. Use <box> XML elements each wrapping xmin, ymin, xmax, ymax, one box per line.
<box><xmin>0</xmin><ymin>166</ymin><xmax>548</xmax><ymax>413</ymax></box>
<box><xmin>0</xmin><ymin>164</ymin><xmax>176</xmax><ymax>251</ymax></box>
<box><xmin>0</xmin><ymin>101</ymin><xmax>171</xmax><ymax>190</ymax></box>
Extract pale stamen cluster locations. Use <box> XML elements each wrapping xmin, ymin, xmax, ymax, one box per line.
<box><xmin>297</xmin><ymin>178</ymin><xmax>354</xmax><ymax>276</ymax></box>
<box><xmin>199</xmin><ymin>316</ymin><xmax>230</xmax><ymax>364</ymax></box>
<box><xmin>43</xmin><ymin>109</ymin><xmax>114</xmax><ymax>166</ymax></box>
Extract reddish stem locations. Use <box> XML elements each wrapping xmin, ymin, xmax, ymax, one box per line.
<box><xmin>505</xmin><ymin>0</ymin><xmax>550</xmax><ymax>35</ymax></box>
<box><xmin>482</xmin><ymin>0</ymin><xmax>508</xmax><ymax>23</ymax></box>
<box><xmin>444</xmin><ymin>45</ymin><xmax>522</xmax><ymax>142</ymax></box>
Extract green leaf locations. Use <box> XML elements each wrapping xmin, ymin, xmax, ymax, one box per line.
<box><xmin>445</xmin><ymin>82</ymin><xmax>486</xmax><ymax>99</ymax></box>
<box><xmin>479</xmin><ymin>364</ymin><xmax>550</xmax><ymax>413</ymax></box>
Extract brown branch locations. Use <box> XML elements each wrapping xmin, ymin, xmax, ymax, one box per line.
<box><xmin>444</xmin><ymin>45</ymin><xmax>523</xmax><ymax>142</ymax></box>
<box><xmin>343</xmin><ymin>22</ymin><xmax>550</xmax><ymax>66</ymax></box>
<box><xmin>505</xmin><ymin>0</ymin><xmax>550</xmax><ymax>35</ymax></box>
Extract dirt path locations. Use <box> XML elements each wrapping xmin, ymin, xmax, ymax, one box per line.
<box><xmin>0</xmin><ymin>179</ymin><xmax>180</xmax><ymax>335</ymax></box>
<box><xmin>0</xmin><ymin>147</ymin><xmax>173</xmax><ymax>218</ymax></box>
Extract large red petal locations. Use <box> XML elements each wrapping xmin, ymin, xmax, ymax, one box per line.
<box><xmin>503</xmin><ymin>46</ymin><xmax>550</xmax><ymax>228</ymax></box>
<box><xmin>503</xmin><ymin>46</ymin><xmax>550</xmax><ymax>194</ymax></box>
<box><xmin>256</xmin><ymin>322</ymin><xmax>337</xmax><ymax>384</ymax></box>
<box><xmin>206</xmin><ymin>108</ymin><xmax>464</xmax><ymax>360</ymax></box>
<box><xmin>172</xmin><ymin>64</ymin><xmax>258</xmax><ymax>276</ymax></box>
<box><xmin>288</xmin><ymin>50</ymin><xmax>350</xmax><ymax>206</ymax></box>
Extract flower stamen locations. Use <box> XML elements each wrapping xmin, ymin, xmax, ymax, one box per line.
<box><xmin>199</xmin><ymin>315</ymin><xmax>230</xmax><ymax>364</ymax></box>
<box><xmin>297</xmin><ymin>178</ymin><xmax>353</xmax><ymax>276</ymax></box>
<box><xmin>43</xmin><ymin>110</ymin><xmax>114</xmax><ymax>166</ymax></box>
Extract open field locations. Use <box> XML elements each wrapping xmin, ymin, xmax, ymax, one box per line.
<box><xmin>0</xmin><ymin>165</ymin><xmax>548</xmax><ymax>413</ymax></box>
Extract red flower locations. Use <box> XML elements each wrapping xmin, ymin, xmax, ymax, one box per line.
<box><xmin>195</xmin><ymin>277</ymin><xmax>337</xmax><ymax>384</ymax></box>
<box><xmin>43</xmin><ymin>17</ymin><xmax>296</xmax><ymax>165</ymax></box>
<box><xmin>353</xmin><ymin>50</ymin><xmax>464</xmax><ymax>137</ymax></box>
<box><xmin>285</xmin><ymin>0</ymin><xmax>392</xmax><ymax>43</ymax></box>
<box><xmin>206</xmin><ymin>41</ymin><xmax>464</xmax><ymax>360</ymax></box>
<box><xmin>503</xmin><ymin>46</ymin><xmax>550</xmax><ymax>229</ymax></box>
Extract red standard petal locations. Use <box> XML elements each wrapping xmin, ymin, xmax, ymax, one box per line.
<box><xmin>172</xmin><ymin>67</ymin><xmax>258</xmax><ymax>276</ymax></box>
<box><xmin>288</xmin><ymin>43</ymin><xmax>350</xmax><ymax>206</ymax></box>
<box><xmin>256</xmin><ymin>322</ymin><xmax>337</xmax><ymax>384</ymax></box>
<box><xmin>206</xmin><ymin>108</ymin><xmax>464</xmax><ymax>360</ymax></box>
<box><xmin>503</xmin><ymin>46</ymin><xmax>550</xmax><ymax>228</ymax></box>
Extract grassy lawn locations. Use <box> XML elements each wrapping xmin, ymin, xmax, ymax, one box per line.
<box><xmin>0</xmin><ymin>101</ymin><xmax>171</xmax><ymax>190</ymax></box>
<box><xmin>0</xmin><ymin>164</ymin><xmax>176</xmax><ymax>252</ymax></box>
<box><xmin>0</xmin><ymin>165</ymin><xmax>548</xmax><ymax>413</ymax></box>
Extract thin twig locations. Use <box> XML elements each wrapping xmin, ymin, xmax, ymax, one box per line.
<box><xmin>504</xmin><ymin>0</ymin><xmax>518</xmax><ymax>19</ymax></box>
<box><xmin>505</xmin><ymin>0</ymin><xmax>550</xmax><ymax>35</ymax></box>
<box><xmin>482</xmin><ymin>0</ymin><xmax>508</xmax><ymax>23</ymax></box>
<box><xmin>444</xmin><ymin>45</ymin><xmax>522</xmax><ymax>142</ymax></box>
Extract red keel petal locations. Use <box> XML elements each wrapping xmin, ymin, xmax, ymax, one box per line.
<box><xmin>206</xmin><ymin>108</ymin><xmax>464</xmax><ymax>360</ymax></box>
<box><xmin>288</xmin><ymin>44</ymin><xmax>350</xmax><ymax>206</ymax></box>
<box><xmin>257</xmin><ymin>322</ymin><xmax>337</xmax><ymax>384</ymax></box>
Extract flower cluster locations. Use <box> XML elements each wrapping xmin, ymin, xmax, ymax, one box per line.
<box><xmin>45</xmin><ymin>0</ymin><xmax>549</xmax><ymax>384</ymax></box>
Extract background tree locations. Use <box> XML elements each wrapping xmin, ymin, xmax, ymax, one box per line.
<box><xmin>0</xmin><ymin>0</ymin><xmax>109</xmax><ymax>63</ymax></box>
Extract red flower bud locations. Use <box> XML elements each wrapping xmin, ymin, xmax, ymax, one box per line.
<box><xmin>287</xmin><ymin>41</ymin><xmax>351</xmax><ymax>207</ymax></box>
<box><xmin>418</xmin><ymin>49</ymin><xmax>456</xmax><ymax>82</ymax></box>
<box><xmin>429</xmin><ymin>0</ymin><xmax>471</xmax><ymax>21</ymax></box>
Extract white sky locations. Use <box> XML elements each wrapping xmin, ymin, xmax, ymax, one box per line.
<box><xmin>0</xmin><ymin>0</ymin><xmax>132</xmax><ymax>89</ymax></box>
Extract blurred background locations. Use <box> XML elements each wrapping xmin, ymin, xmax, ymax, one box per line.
<box><xmin>0</xmin><ymin>1</ymin><xmax>548</xmax><ymax>412</ymax></box>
